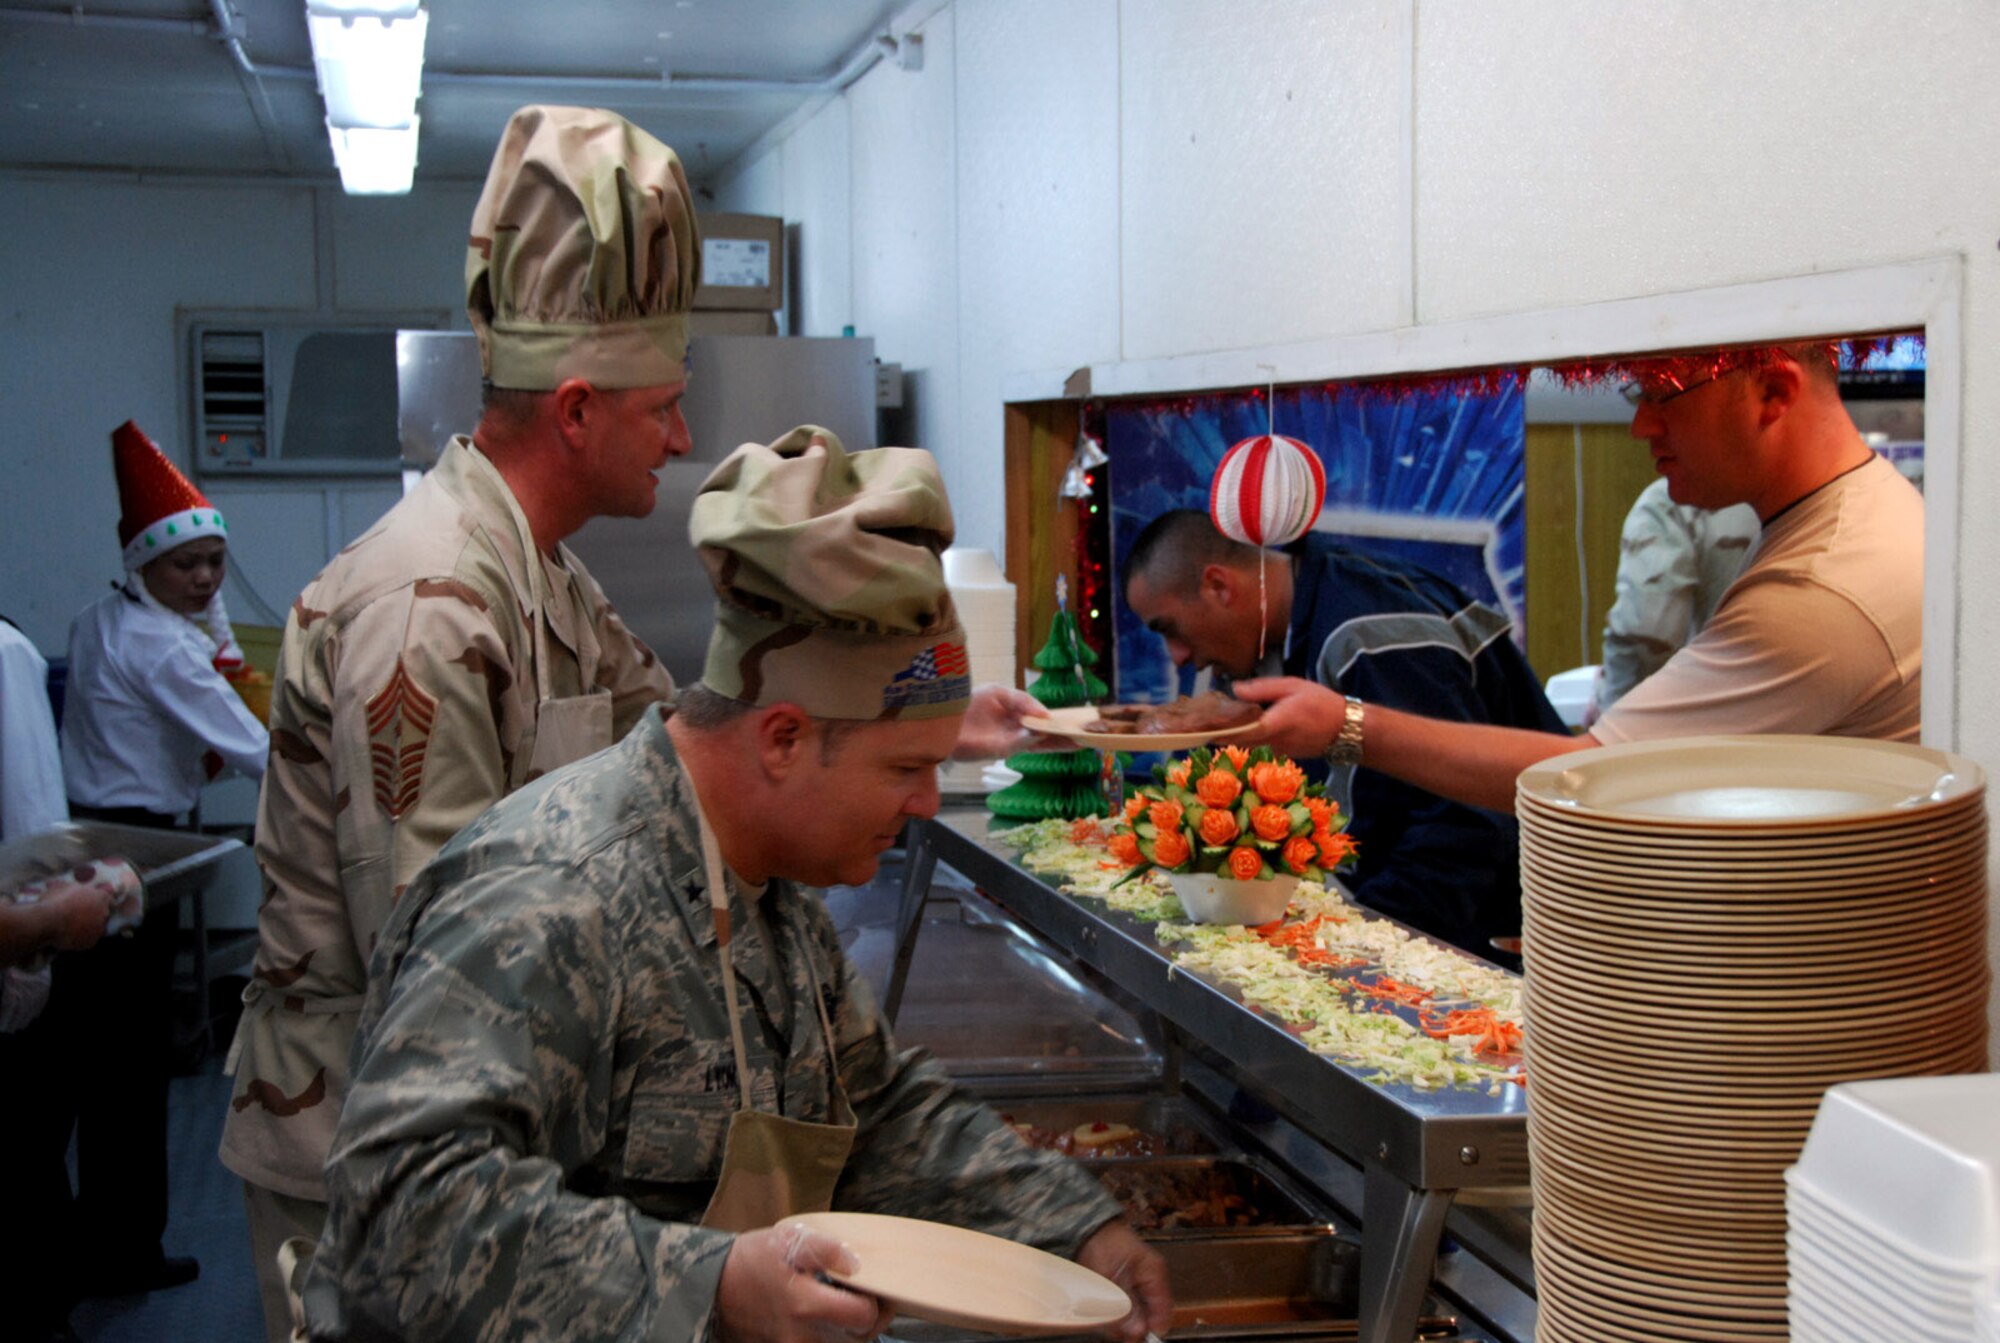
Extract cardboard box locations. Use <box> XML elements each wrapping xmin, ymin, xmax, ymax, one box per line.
<box><xmin>690</xmin><ymin>310</ymin><xmax>779</xmax><ymax>337</ymax></box>
<box><xmin>695</xmin><ymin>212</ymin><xmax>784</xmax><ymax>311</ymax></box>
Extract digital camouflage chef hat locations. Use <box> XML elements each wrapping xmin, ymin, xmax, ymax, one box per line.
<box><xmin>689</xmin><ymin>426</ymin><xmax>971</xmax><ymax>721</ymax></box>
<box><xmin>466</xmin><ymin>105</ymin><xmax>700</xmax><ymax>390</ymax></box>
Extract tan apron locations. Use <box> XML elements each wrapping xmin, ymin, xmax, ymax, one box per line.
<box><xmin>695</xmin><ymin>807</ymin><xmax>857</xmax><ymax>1234</ymax></box>
<box><xmin>525</xmin><ymin>575</ymin><xmax>613</xmax><ymax>777</ymax></box>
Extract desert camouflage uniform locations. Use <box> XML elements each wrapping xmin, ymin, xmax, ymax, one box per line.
<box><xmin>1595</xmin><ymin>477</ymin><xmax>1761</xmax><ymax>710</ymax></box>
<box><xmin>303</xmin><ymin>705</ymin><xmax>1120</xmax><ymax>1342</ymax></box>
<box><xmin>221</xmin><ymin>437</ymin><xmax>674</xmax><ymax>1200</ymax></box>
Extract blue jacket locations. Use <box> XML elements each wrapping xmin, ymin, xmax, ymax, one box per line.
<box><xmin>1281</xmin><ymin>536</ymin><xmax>1566</xmax><ymax>957</ymax></box>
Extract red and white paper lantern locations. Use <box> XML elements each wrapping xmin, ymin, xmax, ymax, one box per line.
<box><xmin>1209</xmin><ymin>433</ymin><xmax>1326</xmax><ymax>547</ymax></box>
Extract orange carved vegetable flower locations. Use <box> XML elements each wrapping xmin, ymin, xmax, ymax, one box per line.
<box><xmin>1108</xmin><ymin>832</ymin><xmax>1144</xmax><ymax>867</ymax></box>
<box><xmin>1251</xmin><ymin>804</ymin><xmax>1293</xmax><ymax>843</ymax></box>
<box><xmin>1282</xmin><ymin>834</ymin><xmax>1319</xmax><ymax>875</ymax></box>
<box><xmin>1167</xmin><ymin>760</ymin><xmax>1193</xmax><ymax>787</ymax></box>
<box><xmin>1302</xmin><ymin>796</ymin><xmax>1336</xmax><ymax>832</ymax></box>
<box><xmin>1153</xmin><ymin>829</ymin><xmax>1192</xmax><ymax>868</ymax></box>
<box><xmin>1220</xmin><ymin>745</ymin><xmax>1252</xmax><ymax>771</ymax></box>
<box><xmin>1195</xmin><ymin>769</ymin><xmax>1243</xmax><ymax>808</ymax></box>
<box><xmin>1198</xmin><ymin>807</ymin><xmax>1240</xmax><ymax>847</ymax></box>
<box><xmin>1248</xmin><ymin>760</ymin><xmax>1305</xmax><ymax>805</ymax></box>
<box><xmin>1148</xmin><ymin>799</ymin><xmax>1185</xmax><ymax>833</ymax></box>
<box><xmin>1227</xmin><ymin>845</ymin><xmax>1265</xmax><ymax>880</ymax></box>
<box><xmin>1124</xmin><ymin>795</ymin><xmax>1148</xmax><ymax>823</ymax></box>
<box><xmin>1316</xmin><ymin>830</ymin><xmax>1359</xmax><ymax>867</ymax></box>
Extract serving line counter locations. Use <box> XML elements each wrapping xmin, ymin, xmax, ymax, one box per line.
<box><xmin>887</xmin><ymin>807</ymin><xmax>1535</xmax><ymax>1343</ymax></box>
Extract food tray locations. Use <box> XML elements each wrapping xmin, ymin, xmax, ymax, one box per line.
<box><xmin>885</xmin><ymin>1229</ymin><xmax>1462</xmax><ymax>1341</ymax></box>
<box><xmin>0</xmin><ymin>821</ymin><xmax>245</xmax><ymax>909</ymax></box>
<box><xmin>976</xmin><ymin>1092</ymin><xmax>1234</xmax><ymax>1158</ymax></box>
<box><xmin>1083</xmin><ymin>1156</ymin><xmax>1336</xmax><ymax>1236</ymax></box>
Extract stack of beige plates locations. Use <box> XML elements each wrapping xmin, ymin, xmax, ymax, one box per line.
<box><xmin>1516</xmin><ymin>735</ymin><xmax>1990</xmax><ymax>1343</ymax></box>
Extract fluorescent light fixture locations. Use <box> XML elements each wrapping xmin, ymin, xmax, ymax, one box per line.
<box><xmin>306</xmin><ymin>1</ymin><xmax>428</xmax><ymax>194</ymax></box>
<box><xmin>326</xmin><ymin>121</ymin><xmax>421</xmax><ymax>194</ymax></box>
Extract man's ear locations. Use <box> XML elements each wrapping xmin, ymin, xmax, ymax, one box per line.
<box><xmin>754</xmin><ymin>704</ymin><xmax>812</xmax><ymax>779</ymax></box>
<box><xmin>1754</xmin><ymin>359</ymin><xmax>1805</xmax><ymax>429</ymax></box>
<box><xmin>1200</xmin><ymin>562</ymin><xmax>1238</xmax><ymax>607</ymax></box>
<box><xmin>551</xmin><ymin>378</ymin><xmax>597</xmax><ymax>449</ymax></box>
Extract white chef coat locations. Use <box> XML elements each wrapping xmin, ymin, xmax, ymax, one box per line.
<box><xmin>1</xmin><ymin>621</ymin><xmax>67</xmax><ymax>839</ymax></box>
<box><xmin>61</xmin><ymin>585</ymin><xmax>269</xmax><ymax>816</ymax></box>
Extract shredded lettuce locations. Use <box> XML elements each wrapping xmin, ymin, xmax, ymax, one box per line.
<box><xmin>991</xmin><ymin>821</ymin><xmax>1523</xmax><ymax>1092</ymax></box>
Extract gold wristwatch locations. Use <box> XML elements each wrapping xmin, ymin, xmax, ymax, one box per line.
<box><xmin>1325</xmin><ymin>695</ymin><xmax>1366</xmax><ymax>767</ymax></box>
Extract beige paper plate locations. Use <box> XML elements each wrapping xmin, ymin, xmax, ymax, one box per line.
<box><xmin>1520</xmin><ymin>957</ymin><xmax>1989</xmax><ymax>1029</ymax></box>
<box><xmin>1020</xmin><ymin>704</ymin><xmax>1263</xmax><ymax>753</ymax></box>
<box><xmin>1531</xmin><ymin>1179</ymin><xmax>1791</xmax><ymax>1273</ymax></box>
<box><xmin>790</xmin><ymin>1212</ymin><xmax>1131</xmax><ymax>1336</ymax></box>
<box><xmin>1518</xmin><ymin>896</ymin><xmax>1987</xmax><ymax>964</ymax></box>
<box><xmin>1520</xmin><ymin>933</ymin><xmax>1986</xmax><ymax>1005</ymax></box>
<box><xmin>1518</xmin><ymin>808</ymin><xmax>1986</xmax><ymax>860</ymax></box>
<box><xmin>1522</xmin><ymin>1027</ymin><xmax>1986</xmax><ymax>1084</ymax></box>
<box><xmin>1516</xmin><ymin>736</ymin><xmax>1982</xmax><ymax>829</ymax></box>
<box><xmin>1519</xmin><ymin>1033</ymin><xmax>1989</xmax><ymax>1101</ymax></box>
<box><xmin>1520</xmin><ymin>870</ymin><xmax>1988</xmax><ymax>930</ymax></box>
<box><xmin>1535</xmin><ymin>1225</ymin><xmax>1791</xmax><ymax>1310</ymax></box>
<box><xmin>1516</xmin><ymin>784</ymin><xmax>1984</xmax><ymax>840</ymax></box>
<box><xmin>1520</xmin><ymin>839</ymin><xmax>1976</xmax><ymax>891</ymax></box>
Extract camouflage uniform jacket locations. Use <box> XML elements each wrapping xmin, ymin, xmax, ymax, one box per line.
<box><xmin>222</xmin><ymin>437</ymin><xmax>674</xmax><ymax>1199</ymax></box>
<box><xmin>304</xmin><ymin>706</ymin><xmax>1122</xmax><ymax>1343</ymax></box>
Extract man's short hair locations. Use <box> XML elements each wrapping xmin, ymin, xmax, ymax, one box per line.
<box><xmin>675</xmin><ymin>682</ymin><xmax>757</xmax><ymax>730</ymax></box>
<box><xmin>1777</xmin><ymin>342</ymin><xmax>1840</xmax><ymax>388</ymax></box>
<box><xmin>676</xmin><ymin>681</ymin><xmax>861</xmax><ymax>763</ymax></box>
<box><xmin>480</xmin><ymin>381</ymin><xmax>541</xmax><ymax>426</ymax></box>
<box><xmin>1124</xmin><ymin>509</ymin><xmax>1259</xmax><ymax>598</ymax></box>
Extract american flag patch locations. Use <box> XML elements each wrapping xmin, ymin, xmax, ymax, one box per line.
<box><xmin>884</xmin><ymin>641</ymin><xmax>971</xmax><ymax>708</ymax></box>
<box><xmin>893</xmin><ymin>642</ymin><xmax>969</xmax><ymax>682</ymax></box>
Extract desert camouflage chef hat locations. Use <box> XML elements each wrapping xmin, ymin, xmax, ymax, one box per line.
<box><xmin>690</xmin><ymin>426</ymin><xmax>971</xmax><ymax>721</ymax></box>
<box><xmin>467</xmin><ymin>104</ymin><xmax>700</xmax><ymax>390</ymax></box>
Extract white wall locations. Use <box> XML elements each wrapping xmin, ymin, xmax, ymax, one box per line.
<box><xmin>714</xmin><ymin>0</ymin><xmax>2000</xmax><ymax>1055</ymax></box>
<box><xmin>0</xmin><ymin>176</ymin><xmax>478</xmax><ymax>656</ymax></box>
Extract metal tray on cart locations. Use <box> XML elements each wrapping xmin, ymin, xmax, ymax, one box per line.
<box><xmin>0</xmin><ymin>821</ymin><xmax>244</xmax><ymax>909</ymax></box>
<box><xmin>895</xmin><ymin>809</ymin><xmax>1530</xmax><ymax>1343</ymax></box>
<box><xmin>886</xmin><ymin>1229</ymin><xmax>1462</xmax><ymax>1342</ymax></box>
<box><xmin>1085</xmin><ymin>1155</ymin><xmax>1338</xmax><ymax>1236</ymax></box>
<box><xmin>975</xmin><ymin>1091</ymin><xmax>1234</xmax><ymax>1157</ymax></box>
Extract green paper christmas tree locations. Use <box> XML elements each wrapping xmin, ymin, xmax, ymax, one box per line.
<box><xmin>988</xmin><ymin>578</ymin><xmax>1118</xmax><ymax>820</ymax></box>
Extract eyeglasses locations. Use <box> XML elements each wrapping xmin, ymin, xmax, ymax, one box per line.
<box><xmin>1621</xmin><ymin>368</ymin><xmax>1725</xmax><ymax>407</ymax></box>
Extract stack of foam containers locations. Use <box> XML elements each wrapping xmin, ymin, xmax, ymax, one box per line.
<box><xmin>938</xmin><ymin>547</ymin><xmax>1017</xmax><ymax>794</ymax></box>
<box><xmin>1786</xmin><ymin>1074</ymin><xmax>2000</xmax><ymax>1342</ymax></box>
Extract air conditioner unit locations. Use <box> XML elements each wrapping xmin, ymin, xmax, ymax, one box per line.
<box><xmin>188</xmin><ymin>317</ymin><xmax>442</xmax><ymax>477</ymax></box>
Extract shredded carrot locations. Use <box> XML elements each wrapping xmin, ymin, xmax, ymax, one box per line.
<box><xmin>1253</xmin><ymin>914</ymin><xmax>1367</xmax><ymax>971</ymax></box>
<box><xmin>1350</xmin><ymin>975</ymin><xmax>1435</xmax><ymax>1007</ymax></box>
<box><xmin>1418</xmin><ymin>1006</ymin><xmax>1524</xmax><ymax>1057</ymax></box>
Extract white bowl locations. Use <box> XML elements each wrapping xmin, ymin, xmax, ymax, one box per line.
<box><xmin>1790</xmin><ymin>1075</ymin><xmax>2000</xmax><ymax>1274</ymax></box>
<box><xmin>1168</xmin><ymin>872</ymin><xmax>1298</xmax><ymax>925</ymax></box>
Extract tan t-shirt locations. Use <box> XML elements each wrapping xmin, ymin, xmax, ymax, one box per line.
<box><xmin>1593</xmin><ymin>454</ymin><xmax>1921</xmax><ymax>745</ymax></box>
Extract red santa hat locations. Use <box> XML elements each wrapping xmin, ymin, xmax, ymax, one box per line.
<box><xmin>112</xmin><ymin>420</ymin><xmax>229</xmax><ymax>572</ymax></box>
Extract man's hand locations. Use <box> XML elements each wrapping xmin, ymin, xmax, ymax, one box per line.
<box><xmin>714</xmin><ymin>1222</ymin><xmax>893</xmax><ymax>1343</ymax></box>
<box><xmin>1076</xmin><ymin>1221</ymin><xmax>1171</xmax><ymax>1343</ymax></box>
<box><xmin>1229</xmin><ymin>677</ymin><xmax>1347</xmax><ymax>761</ymax></box>
<box><xmin>40</xmin><ymin>879</ymin><xmax>117</xmax><ymax>953</ymax></box>
<box><xmin>950</xmin><ymin>684</ymin><xmax>1070</xmax><ymax>761</ymax></box>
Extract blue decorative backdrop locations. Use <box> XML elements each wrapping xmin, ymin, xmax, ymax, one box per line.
<box><xmin>1107</xmin><ymin>384</ymin><xmax>1527</xmax><ymax>704</ymax></box>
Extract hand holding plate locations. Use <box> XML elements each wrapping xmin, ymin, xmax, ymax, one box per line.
<box><xmin>716</xmin><ymin>1221</ymin><xmax>893</xmax><ymax>1343</ymax></box>
<box><xmin>1075</xmin><ymin>1220</ymin><xmax>1172</xmax><ymax>1343</ymax></box>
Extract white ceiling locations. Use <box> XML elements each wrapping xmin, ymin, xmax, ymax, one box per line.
<box><xmin>0</xmin><ymin>0</ymin><xmax>917</xmax><ymax>188</ymax></box>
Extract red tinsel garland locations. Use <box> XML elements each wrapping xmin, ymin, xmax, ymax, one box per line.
<box><xmin>1110</xmin><ymin>333</ymin><xmax>1919</xmax><ymax>414</ymax></box>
